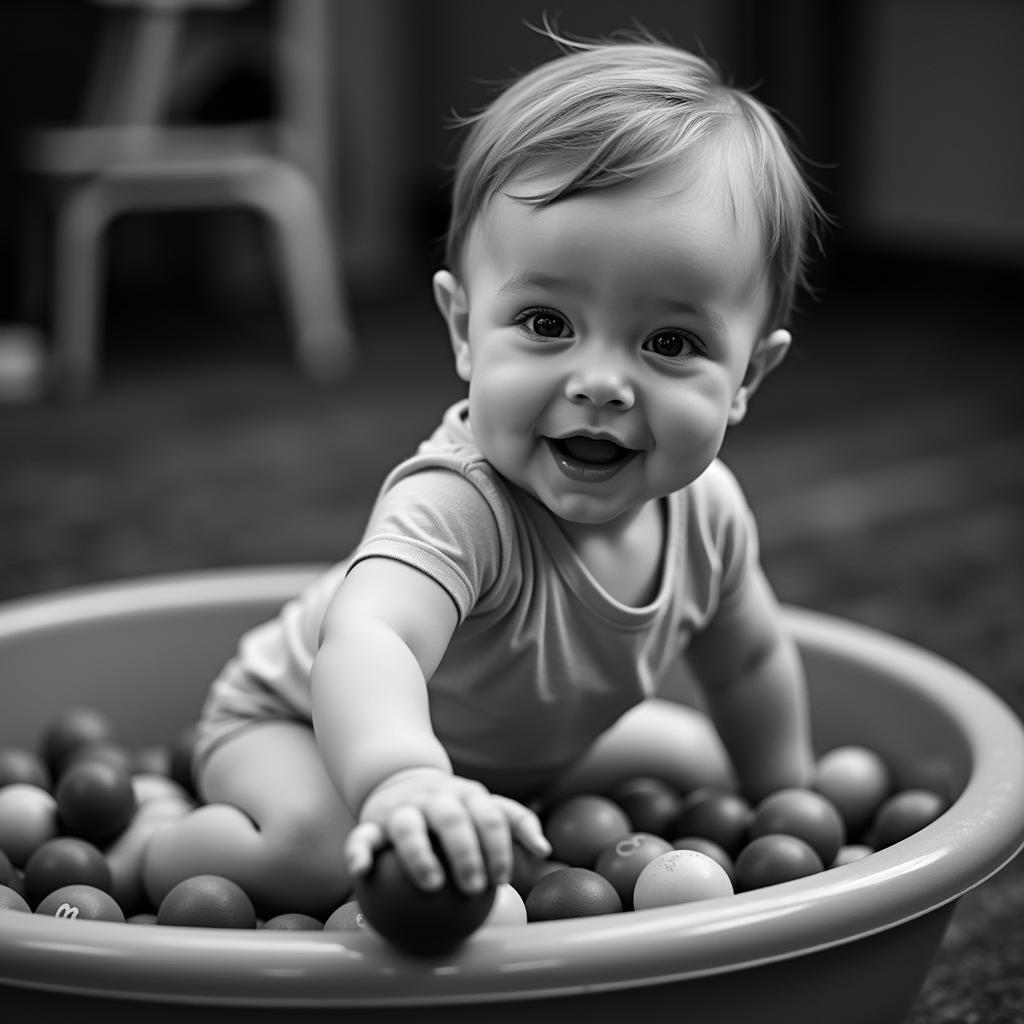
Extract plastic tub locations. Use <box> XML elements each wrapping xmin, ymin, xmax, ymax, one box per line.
<box><xmin>1</xmin><ymin>566</ymin><xmax>1022</xmax><ymax>1024</ymax></box>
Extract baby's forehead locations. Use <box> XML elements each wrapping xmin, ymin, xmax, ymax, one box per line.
<box><xmin>473</xmin><ymin>144</ymin><xmax>765</xmax><ymax>256</ymax></box>
<box><xmin>464</xmin><ymin>163</ymin><xmax>771</xmax><ymax>315</ymax></box>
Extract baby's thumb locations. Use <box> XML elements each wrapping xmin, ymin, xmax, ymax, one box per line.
<box><xmin>345</xmin><ymin>821</ymin><xmax>386</xmax><ymax>877</ymax></box>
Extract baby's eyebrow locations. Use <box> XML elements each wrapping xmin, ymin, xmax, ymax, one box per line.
<box><xmin>498</xmin><ymin>271</ymin><xmax>573</xmax><ymax>296</ymax></box>
<box><xmin>662</xmin><ymin>300</ymin><xmax>728</xmax><ymax>334</ymax></box>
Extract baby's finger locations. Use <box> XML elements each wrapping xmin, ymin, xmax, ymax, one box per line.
<box><xmin>345</xmin><ymin>821</ymin><xmax>386</xmax><ymax>877</ymax></box>
<box><xmin>465</xmin><ymin>791</ymin><xmax>513</xmax><ymax>887</ymax></box>
<box><xmin>425</xmin><ymin>797</ymin><xmax>488</xmax><ymax>896</ymax></box>
<box><xmin>496</xmin><ymin>796</ymin><xmax>552</xmax><ymax>859</ymax></box>
<box><xmin>387</xmin><ymin>804</ymin><xmax>445</xmax><ymax>891</ymax></box>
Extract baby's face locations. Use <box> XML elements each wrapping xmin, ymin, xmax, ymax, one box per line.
<box><xmin>441</xmin><ymin>163</ymin><xmax>775</xmax><ymax>527</ymax></box>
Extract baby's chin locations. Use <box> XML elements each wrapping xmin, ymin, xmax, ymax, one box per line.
<box><xmin>499</xmin><ymin>479</ymin><xmax>617</xmax><ymax>526</ymax></box>
<box><xmin>534</xmin><ymin>491</ymin><xmax>662</xmax><ymax>531</ymax></box>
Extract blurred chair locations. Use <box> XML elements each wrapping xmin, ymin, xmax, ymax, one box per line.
<box><xmin>24</xmin><ymin>0</ymin><xmax>356</xmax><ymax>398</ymax></box>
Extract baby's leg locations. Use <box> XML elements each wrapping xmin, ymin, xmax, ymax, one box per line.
<box><xmin>544</xmin><ymin>699</ymin><xmax>737</xmax><ymax>804</ymax></box>
<box><xmin>143</xmin><ymin>720</ymin><xmax>354</xmax><ymax>919</ymax></box>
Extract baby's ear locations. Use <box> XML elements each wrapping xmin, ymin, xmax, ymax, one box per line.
<box><xmin>433</xmin><ymin>270</ymin><xmax>472</xmax><ymax>382</ymax></box>
<box><xmin>728</xmin><ymin>329</ymin><xmax>791</xmax><ymax>425</ymax></box>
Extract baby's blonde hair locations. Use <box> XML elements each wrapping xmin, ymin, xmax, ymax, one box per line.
<box><xmin>444</xmin><ymin>32</ymin><xmax>825</xmax><ymax>328</ymax></box>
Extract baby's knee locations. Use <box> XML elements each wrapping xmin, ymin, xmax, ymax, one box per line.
<box><xmin>254</xmin><ymin>815</ymin><xmax>352</xmax><ymax>917</ymax></box>
<box><xmin>140</xmin><ymin>803</ymin><xmax>248</xmax><ymax>906</ymax></box>
<box><xmin>142</xmin><ymin>800</ymin><xmax>351</xmax><ymax>917</ymax></box>
<box><xmin>264</xmin><ymin>802</ymin><xmax>352</xmax><ymax>884</ymax></box>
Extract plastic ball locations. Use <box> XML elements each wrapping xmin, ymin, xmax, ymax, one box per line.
<box><xmin>261</xmin><ymin>912</ymin><xmax>325</xmax><ymax>931</ymax></box>
<box><xmin>0</xmin><ymin>883</ymin><xmax>31</xmax><ymax>913</ymax></box>
<box><xmin>869</xmin><ymin>789</ymin><xmax>947</xmax><ymax>849</ymax></box>
<box><xmin>55</xmin><ymin>757</ymin><xmax>138</xmax><ymax>846</ymax></box>
<box><xmin>24</xmin><ymin>836</ymin><xmax>113</xmax><ymax>908</ymax></box>
<box><xmin>0</xmin><ymin>746</ymin><xmax>51</xmax><ymax>791</ymax></box>
<box><xmin>593</xmin><ymin>832</ymin><xmax>674</xmax><ymax>909</ymax></box>
<box><xmin>0</xmin><ymin>847</ymin><xmax>15</xmax><ymax>888</ymax></box>
<box><xmin>0</xmin><ymin>783</ymin><xmax>60</xmax><ymax>867</ymax></box>
<box><xmin>733</xmin><ymin>834</ymin><xmax>824</xmax><ymax>891</ymax></box>
<box><xmin>131</xmin><ymin>745</ymin><xmax>173</xmax><ymax>777</ymax></box>
<box><xmin>532</xmin><ymin>859</ymin><xmax>571</xmax><ymax>884</ymax></box>
<box><xmin>57</xmin><ymin>740</ymin><xmax>134</xmax><ymax>781</ymax></box>
<box><xmin>482</xmin><ymin>882</ymin><xmax>528</xmax><ymax>927</ymax></box>
<box><xmin>606</xmin><ymin>777</ymin><xmax>684</xmax><ymax>837</ymax></box>
<box><xmin>354</xmin><ymin>842</ymin><xmax>496</xmax><ymax>954</ymax></box>
<box><xmin>544</xmin><ymin>794</ymin><xmax>632</xmax><ymax>867</ymax></box>
<box><xmin>156</xmin><ymin>874</ymin><xmax>258</xmax><ymax>929</ymax></box>
<box><xmin>671</xmin><ymin>836</ymin><xmax>735</xmax><ymax>881</ymax></box>
<box><xmin>632</xmin><ymin>849</ymin><xmax>734</xmax><ymax>909</ymax></box>
<box><xmin>831</xmin><ymin>844</ymin><xmax>875</xmax><ymax>867</ymax></box>
<box><xmin>323</xmin><ymin>900</ymin><xmax>370</xmax><ymax>933</ymax></box>
<box><xmin>36</xmin><ymin>883</ymin><xmax>125</xmax><ymax>922</ymax></box>
<box><xmin>509</xmin><ymin>841</ymin><xmax>551</xmax><ymax>898</ymax></box>
<box><xmin>748</xmin><ymin>788</ymin><xmax>846</xmax><ymax>867</ymax></box>
<box><xmin>814</xmin><ymin>746</ymin><xmax>894</xmax><ymax>836</ymax></box>
<box><xmin>525</xmin><ymin>867</ymin><xmax>622</xmax><ymax>921</ymax></box>
<box><xmin>39</xmin><ymin>707</ymin><xmax>116</xmax><ymax>777</ymax></box>
<box><xmin>668</xmin><ymin>789</ymin><xmax>752</xmax><ymax>856</ymax></box>
<box><xmin>4</xmin><ymin>867</ymin><xmax>28</xmax><ymax>900</ymax></box>
<box><xmin>131</xmin><ymin>772</ymin><xmax>194</xmax><ymax>808</ymax></box>
<box><xmin>168</xmin><ymin>724</ymin><xmax>200</xmax><ymax>798</ymax></box>
<box><xmin>513</xmin><ymin>856</ymin><xmax>570</xmax><ymax>900</ymax></box>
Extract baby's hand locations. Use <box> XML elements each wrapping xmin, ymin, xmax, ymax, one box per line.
<box><xmin>346</xmin><ymin>767</ymin><xmax>550</xmax><ymax>895</ymax></box>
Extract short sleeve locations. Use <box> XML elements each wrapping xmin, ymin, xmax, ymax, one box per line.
<box><xmin>348</xmin><ymin>467</ymin><xmax>504</xmax><ymax>622</ymax></box>
<box><xmin>705</xmin><ymin>461</ymin><xmax>763</xmax><ymax>617</ymax></box>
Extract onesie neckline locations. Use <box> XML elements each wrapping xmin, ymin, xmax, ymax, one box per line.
<box><xmin>517</xmin><ymin>487</ymin><xmax>678</xmax><ymax>630</ymax></box>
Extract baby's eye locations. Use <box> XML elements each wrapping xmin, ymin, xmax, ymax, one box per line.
<box><xmin>514</xmin><ymin>309</ymin><xmax>573</xmax><ymax>339</ymax></box>
<box><xmin>643</xmin><ymin>329</ymin><xmax>699</xmax><ymax>359</ymax></box>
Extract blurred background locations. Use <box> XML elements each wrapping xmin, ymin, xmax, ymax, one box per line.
<box><xmin>0</xmin><ymin>2</ymin><xmax>1021</xmax><ymax>1020</ymax></box>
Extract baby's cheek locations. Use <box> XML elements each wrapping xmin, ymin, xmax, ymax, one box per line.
<box><xmin>655</xmin><ymin>418</ymin><xmax>721</xmax><ymax>471</ymax></box>
<box><xmin>658</xmin><ymin>392</ymin><xmax>729</xmax><ymax>454</ymax></box>
<box><xmin>469</xmin><ymin>378</ymin><xmax>539</xmax><ymax>443</ymax></box>
<box><xmin>468</xmin><ymin>418</ymin><xmax>531</xmax><ymax>483</ymax></box>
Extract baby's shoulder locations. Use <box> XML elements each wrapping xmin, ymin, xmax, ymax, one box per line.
<box><xmin>382</xmin><ymin>444</ymin><xmax>511</xmax><ymax>520</ymax></box>
<box><xmin>356</xmin><ymin>448</ymin><xmax>517</xmax><ymax>618</ymax></box>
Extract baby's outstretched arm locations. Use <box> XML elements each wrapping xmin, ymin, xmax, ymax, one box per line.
<box><xmin>687</xmin><ymin>564</ymin><xmax>815</xmax><ymax>804</ymax></box>
<box><xmin>311</xmin><ymin>557</ymin><xmax>549</xmax><ymax>894</ymax></box>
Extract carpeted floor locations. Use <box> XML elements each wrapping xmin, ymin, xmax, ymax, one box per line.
<box><xmin>1</xmin><ymin>265</ymin><xmax>1022</xmax><ymax>1021</ymax></box>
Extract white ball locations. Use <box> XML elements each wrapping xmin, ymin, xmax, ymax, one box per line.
<box><xmin>0</xmin><ymin>783</ymin><xmax>59</xmax><ymax>867</ymax></box>
<box><xmin>633</xmin><ymin>849</ymin><xmax>734</xmax><ymax>910</ymax></box>
<box><xmin>482</xmin><ymin>883</ymin><xmax>528</xmax><ymax>927</ymax></box>
<box><xmin>814</xmin><ymin>745</ymin><xmax>893</xmax><ymax>835</ymax></box>
<box><xmin>830</xmin><ymin>844</ymin><xmax>874</xmax><ymax>868</ymax></box>
<box><xmin>131</xmin><ymin>773</ymin><xmax>193</xmax><ymax>807</ymax></box>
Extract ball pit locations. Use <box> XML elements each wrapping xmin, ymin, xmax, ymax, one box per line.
<box><xmin>0</xmin><ymin>565</ymin><xmax>1023</xmax><ymax>1024</ymax></box>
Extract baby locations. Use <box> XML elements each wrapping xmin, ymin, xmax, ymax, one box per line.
<box><xmin>143</xmin><ymin>31</ymin><xmax>823</xmax><ymax>919</ymax></box>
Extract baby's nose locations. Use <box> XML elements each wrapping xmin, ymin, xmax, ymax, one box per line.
<box><xmin>564</xmin><ymin>362</ymin><xmax>635</xmax><ymax>409</ymax></box>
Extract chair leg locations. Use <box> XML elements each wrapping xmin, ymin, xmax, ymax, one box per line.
<box><xmin>241</xmin><ymin>159</ymin><xmax>357</xmax><ymax>382</ymax></box>
<box><xmin>49</xmin><ymin>160</ymin><xmax>358</xmax><ymax>395</ymax></box>
<box><xmin>52</xmin><ymin>181</ymin><xmax>114</xmax><ymax>399</ymax></box>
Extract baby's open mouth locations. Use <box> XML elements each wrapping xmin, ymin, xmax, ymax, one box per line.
<box><xmin>554</xmin><ymin>435</ymin><xmax>630</xmax><ymax>464</ymax></box>
<box><xmin>545</xmin><ymin>435</ymin><xmax>640</xmax><ymax>482</ymax></box>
